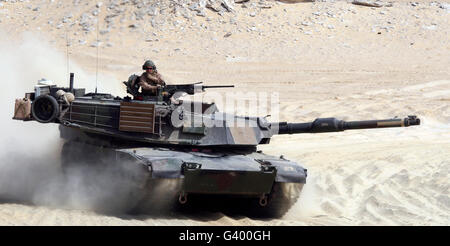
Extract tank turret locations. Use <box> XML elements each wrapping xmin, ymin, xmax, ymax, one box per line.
<box><xmin>15</xmin><ymin>75</ymin><xmax>420</xmax><ymax>148</ymax></box>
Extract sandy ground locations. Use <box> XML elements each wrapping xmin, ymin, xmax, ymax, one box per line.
<box><xmin>0</xmin><ymin>0</ymin><xmax>449</xmax><ymax>225</ymax></box>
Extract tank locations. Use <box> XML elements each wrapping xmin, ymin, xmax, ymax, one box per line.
<box><xmin>13</xmin><ymin>73</ymin><xmax>421</xmax><ymax>217</ymax></box>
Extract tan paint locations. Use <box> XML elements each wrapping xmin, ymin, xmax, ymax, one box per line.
<box><xmin>229</xmin><ymin>126</ymin><xmax>257</xmax><ymax>145</ymax></box>
<box><xmin>13</xmin><ymin>98</ymin><xmax>31</xmax><ymax>120</ymax></box>
<box><xmin>377</xmin><ymin>120</ymin><xmax>402</xmax><ymax>127</ymax></box>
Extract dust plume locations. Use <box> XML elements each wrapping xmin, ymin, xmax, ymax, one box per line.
<box><xmin>0</xmin><ymin>32</ymin><xmax>152</xmax><ymax>214</ymax></box>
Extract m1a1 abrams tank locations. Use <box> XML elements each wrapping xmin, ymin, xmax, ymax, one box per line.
<box><xmin>12</xmin><ymin>73</ymin><xmax>421</xmax><ymax>217</ymax></box>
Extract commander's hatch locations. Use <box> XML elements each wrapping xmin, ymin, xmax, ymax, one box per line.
<box><xmin>119</xmin><ymin>101</ymin><xmax>159</xmax><ymax>134</ymax></box>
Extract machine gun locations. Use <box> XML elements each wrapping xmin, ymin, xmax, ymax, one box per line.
<box><xmin>159</xmin><ymin>82</ymin><xmax>234</xmax><ymax>99</ymax></box>
<box><xmin>123</xmin><ymin>75</ymin><xmax>233</xmax><ymax>101</ymax></box>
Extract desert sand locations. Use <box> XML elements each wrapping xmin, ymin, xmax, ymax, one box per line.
<box><xmin>0</xmin><ymin>0</ymin><xmax>449</xmax><ymax>225</ymax></box>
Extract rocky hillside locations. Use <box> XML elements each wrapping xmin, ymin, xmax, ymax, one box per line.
<box><xmin>0</xmin><ymin>0</ymin><xmax>449</xmax><ymax>82</ymax></box>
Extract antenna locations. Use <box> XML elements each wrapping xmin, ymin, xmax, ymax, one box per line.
<box><xmin>95</xmin><ymin>14</ymin><xmax>99</xmax><ymax>94</ymax></box>
<box><xmin>66</xmin><ymin>30</ymin><xmax>70</xmax><ymax>84</ymax></box>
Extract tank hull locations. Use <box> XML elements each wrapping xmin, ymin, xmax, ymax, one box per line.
<box><xmin>60</xmin><ymin>138</ymin><xmax>306</xmax><ymax>217</ymax></box>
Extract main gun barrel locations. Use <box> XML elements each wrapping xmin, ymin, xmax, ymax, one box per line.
<box><xmin>275</xmin><ymin>115</ymin><xmax>420</xmax><ymax>134</ymax></box>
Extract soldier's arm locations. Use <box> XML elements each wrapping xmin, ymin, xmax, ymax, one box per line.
<box><xmin>139</xmin><ymin>77</ymin><xmax>157</xmax><ymax>92</ymax></box>
<box><xmin>146</xmin><ymin>73</ymin><xmax>164</xmax><ymax>85</ymax></box>
<box><xmin>156</xmin><ymin>73</ymin><xmax>166</xmax><ymax>86</ymax></box>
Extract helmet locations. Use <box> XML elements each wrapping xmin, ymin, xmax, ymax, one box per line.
<box><xmin>142</xmin><ymin>60</ymin><xmax>156</xmax><ymax>70</ymax></box>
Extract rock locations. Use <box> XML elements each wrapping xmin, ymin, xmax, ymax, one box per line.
<box><xmin>106</xmin><ymin>42</ymin><xmax>113</xmax><ymax>47</ymax></box>
<box><xmin>173</xmin><ymin>20</ymin><xmax>183</xmax><ymax>26</ymax></box>
<box><xmin>422</xmin><ymin>24</ymin><xmax>437</xmax><ymax>30</ymax></box>
<box><xmin>197</xmin><ymin>10</ymin><xmax>207</xmax><ymax>17</ymax></box>
<box><xmin>207</xmin><ymin>0</ymin><xmax>234</xmax><ymax>13</ymax></box>
<box><xmin>90</xmin><ymin>42</ymin><xmax>101</xmax><ymax>48</ymax></box>
<box><xmin>326</xmin><ymin>11</ymin><xmax>336</xmax><ymax>18</ymax></box>
<box><xmin>206</xmin><ymin>2</ymin><xmax>223</xmax><ymax>12</ymax></box>
<box><xmin>224</xmin><ymin>32</ymin><xmax>232</xmax><ymax>37</ymax></box>
<box><xmin>258</xmin><ymin>0</ymin><xmax>273</xmax><ymax>9</ymax></box>
<box><xmin>221</xmin><ymin>0</ymin><xmax>235</xmax><ymax>12</ymax></box>
<box><xmin>249</xmin><ymin>12</ymin><xmax>256</xmax><ymax>17</ymax></box>
<box><xmin>301</xmin><ymin>21</ymin><xmax>311</xmax><ymax>26</ymax></box>
<box><xmin>128</xmin><ymin>23</ymin><xmax>139</xmax><ymax>28</ymax></box>
<box><xmin>96</xmin><ymin>2</ymin><xmax>103</xmax><ymax>8</ymax></box>
<box><xmin>79</xmin><ymin>40</ymin><xmax>87</xmax><ymax>45</ymax></box>
<box><xmin>352</xmin><ymin>1</ymin><xmax>383</xmax><ymax>8</ymax></box>
<box><xmin>147</xmin><ymin>7</ymin><xmax>158</xmax><ymax>16</ymax></box>
<box><xmin>189</xmin><ymin>0</ymin><xmax>207</xmax><ymax>16</ymax></box>
<box><xmin>135</xmin><ymin>10</ymin><xmax>145</xmax><ymax>20</ymax></box>
<box><xmin>62</xmin><ymin>15</ymin><xmax>72</xmax><ymax>23</ymax></box>
<box><xmin>79</xmin><ymin>13</ymin><xmax>94</xmax><ymax>32</ymax></box>
<box><xmin>440</xmin><ymin>3</ymin><xmax>450</xmax><ymax>12</ymax></box>
<box><xmin>33</xmin><ymin>7</ymin><xmax>40</xmax><ymax>11</ymax></box>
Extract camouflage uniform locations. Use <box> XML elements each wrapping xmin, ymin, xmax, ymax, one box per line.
<box><xmin>139</xmin><ymin>71</ymin><xmax>166</xmax><ymax>95</ymax></box>
<box><xmin>139</xmin><ymin>60</ymin><xmax>166</xmax><ymax>95</ymax></box>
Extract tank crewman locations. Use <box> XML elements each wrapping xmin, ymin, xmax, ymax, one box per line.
<box><xmin>139</xmin><ymin>60</ymin><xmax>166</xmax><ymax>95</ymax></box>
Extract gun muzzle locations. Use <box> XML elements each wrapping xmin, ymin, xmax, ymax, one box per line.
<box><xmin>345</xmin><ymin>115</ymin><xmax>420</xmax><ymax>129</ymax></box>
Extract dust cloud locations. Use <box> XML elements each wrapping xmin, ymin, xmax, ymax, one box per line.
<box><xmin>0</xmin><ymin>32</ymin><xmax>148</xmax><ymax>215</ymax></box>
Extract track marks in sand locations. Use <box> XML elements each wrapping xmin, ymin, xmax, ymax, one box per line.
<box><xmin>402</xmin><ymin>80</ymin><xmax>450</xmax><ymax>92</ymax></box>
<box><xmin>271</xmin><ymin>133</ymin><xmax>450</xmax><ymax>225</ymax></box>
<box><xmin>365</xmin><ymin>80</ymin><xmax>450</xmax><ymax>99</ymax></box>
